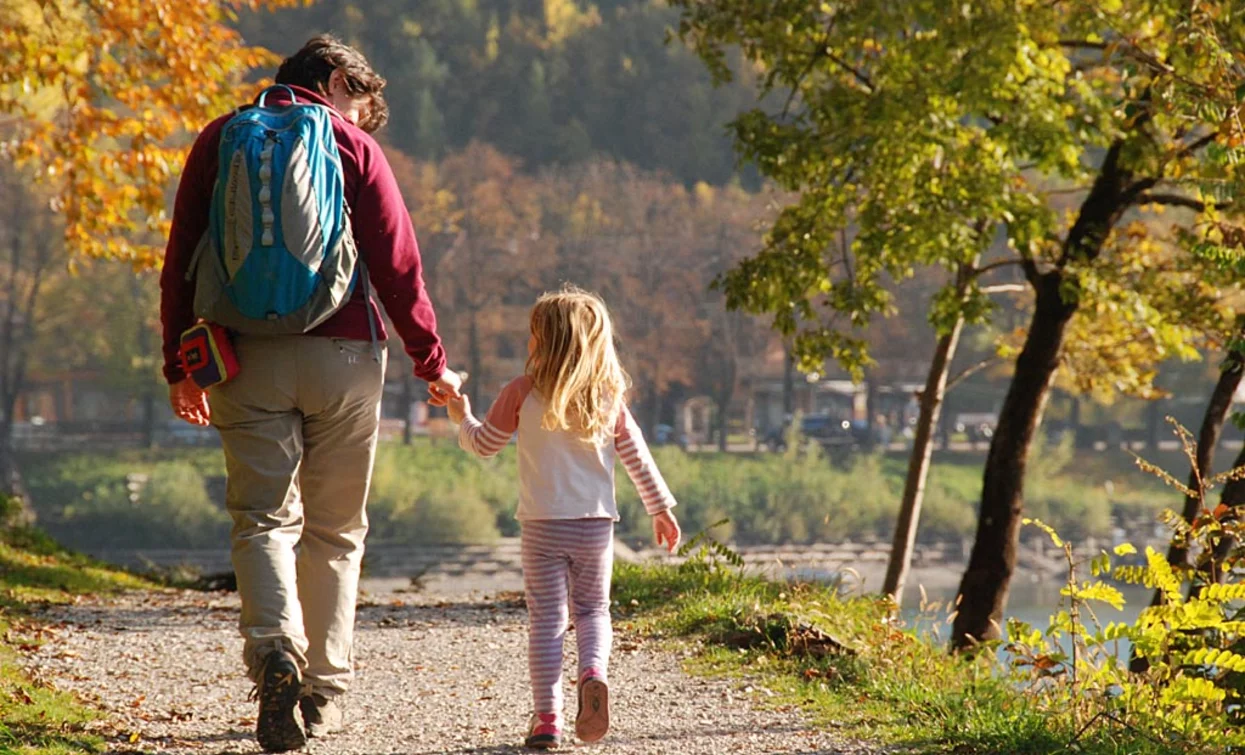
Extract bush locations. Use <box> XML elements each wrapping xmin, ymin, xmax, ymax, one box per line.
<box><xmin>367</xmin><ymin>441</ymin><xmax>516</xmax><ymax>543</ymax></box>
<box><xmin>20</xmin><ymin>433</ymin><xmax>1167</xmax><ymax>551</ymax></box>
<box><xmin>29</xmin><ymin>456</ymin><xmax>228</xmax><ymax>549</ymax></box>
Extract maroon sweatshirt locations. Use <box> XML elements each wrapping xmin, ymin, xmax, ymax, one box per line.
<box><xmin>159</xmin><ymin>85</ymin><xmax>447</xmax><ymax>384</ymax></box>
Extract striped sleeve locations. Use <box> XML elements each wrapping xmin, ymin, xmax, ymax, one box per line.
<box><xmin>615</xmin><ymin>405</ymin><xmax>677</xmax><ymax>515</ymax></box>
<box><xmin>459</xmin><ymin>376</ymin><xmax>530</xmax><ymax>458</ymax></box>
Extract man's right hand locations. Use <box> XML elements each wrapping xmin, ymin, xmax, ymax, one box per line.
<box><xmin>170</xmin><ymin>379</ymin><xmax>211</xmax><ymax>426</ymax></box>
<box><xmin>428</xmin><ymin>370</ymin><xmax>464</xmax><ymax>407</ymax></box>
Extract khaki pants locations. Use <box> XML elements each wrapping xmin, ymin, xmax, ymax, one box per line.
<box><xmin>209</xmin><ymin>334</ymin><xmax>387</xmax><ymax>698</ymax></box>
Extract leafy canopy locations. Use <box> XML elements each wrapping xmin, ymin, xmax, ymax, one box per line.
<box><xmin>673</xmin><ymin>0</ymin><xmax>1245</xmax><ymax>383</ymax></box>
<box><xmin>0</xmin><ymin>0</ymin><xmax>305</xmax><ymax>266</ymax></box>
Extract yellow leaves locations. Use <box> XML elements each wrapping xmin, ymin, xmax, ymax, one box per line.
<box><xmin>1061</xmin><ymin>581</ymin><xmax>1125</xmax><ymax>610</ymax></box>
<box><xmin>1146</xmin><ymin>546</ymin><xmax>1184</xmax><ymax>603</ymax></box>
<box><xmin>1021</xmin><ymin>517</ymin><xmax>1063</xmax><ymax>547</ymax></box>
<box><xmin>1113</xmin><ymin>542</ymin><xmax>1137</xmax><ymax>556</ymax></box>
<box><xmin>1161</xmin><ymin>675</ymin><xmax>1226</xmax><ymax>706</ymax></box>
<box><xmin>1196</xmin><ymin>582</ymin><xmax>1245</xmax><ymax>603</ymax></box>
<box><xmin>543</xmin><ymin>0</ymin><xmax>601</xmax><ymax>46</ymax></box>
<box><xmin>2</xmin><ymin>0</ymin><xmax>292</xmax><ymax>265</ymax></box>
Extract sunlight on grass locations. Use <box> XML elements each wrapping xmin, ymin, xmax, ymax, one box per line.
<box><xmin>0</xmin><ymin>519</ymin><xmax>155</xmax><ymax>754</ymax></box>
<box><xmin>612</xmin><ymin>561</ymin><xmax>1195</xmax><ymax>755</ymax></box>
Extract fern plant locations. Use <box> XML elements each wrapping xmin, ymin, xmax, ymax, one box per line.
<box><xmin>1003</xmin><ymin>419</ymin><xmax>1245</xmax><ymax>750</ymax></box>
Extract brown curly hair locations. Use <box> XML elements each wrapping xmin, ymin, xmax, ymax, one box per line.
<box><xmin>275</xmin><ymin>35</ymin><xmax>389</xmax><ymax>133</ymax></box>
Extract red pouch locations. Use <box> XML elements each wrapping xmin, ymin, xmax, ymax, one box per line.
<box><xmin>179</xmin><ymin>322</ymin><xmax>240</xmax><ymax>389</ymax></box>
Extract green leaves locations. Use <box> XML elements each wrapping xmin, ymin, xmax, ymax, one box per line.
<box><xmin>676</xmin><ymin>0</ymin><xmax>1245</xmax><ymax>387</ymax></box>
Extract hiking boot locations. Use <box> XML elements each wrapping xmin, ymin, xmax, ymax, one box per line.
<box><xmin>300</xmin><ymin>693</ymin><xmax>344</xmax><ymax>738</ymax></box>
<box><xmin>575</xmin><ymin>668</ymin><xmax>610</xmax><ymax>743</ymax></box>
<box><xmin>251</xmin><ymin>649</ymin><xmax>306</xmax><ymax>753</ymax></box>
<box><xmin>524</xmin><ymin>712</ymin><xmax>561</xmax><ymax>750</ymax></box>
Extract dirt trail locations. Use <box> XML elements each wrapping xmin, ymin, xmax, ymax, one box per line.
<box><xmin>30</xmin><ymin>585</ymin><xmax>879</xmax><ymax>754</ymax></box>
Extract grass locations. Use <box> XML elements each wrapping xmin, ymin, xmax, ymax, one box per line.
<box><xmin>611</xmin><ymin>559</ymin><xmax>1198</xmax><ymax>754</ymax></box>
<box><xmin>0</xmin><ymin>522</ymin><xmax>154</xmax><ymax>754</ymax></box>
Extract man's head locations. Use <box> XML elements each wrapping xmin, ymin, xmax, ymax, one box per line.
<box><xmin>275</xmin><ymin>35</ymin><xmax>388</xmax><ymax>133</ymax></box>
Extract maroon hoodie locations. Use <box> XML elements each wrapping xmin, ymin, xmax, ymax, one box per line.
<box><xmin>159</xmin><ymin>85</ymin><xmax>447</xmax><ymax>384</ymax></box>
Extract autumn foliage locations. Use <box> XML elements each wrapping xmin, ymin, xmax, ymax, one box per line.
<box><xmin>0</xmin><ymin>0</ymin><xmax>305</xmax><ymax>267</ymax></box>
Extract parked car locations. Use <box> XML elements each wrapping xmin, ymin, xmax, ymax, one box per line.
<box><xmin>954</xmin><ymin>412</ymin><xmax>997</xmax><ymax>446</ymax></box>
<box><xmin>764</xmin><ymin>414</ymin><xmax>864</xmax><ymax>452</ymax></box>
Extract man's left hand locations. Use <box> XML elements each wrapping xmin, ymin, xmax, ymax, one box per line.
<box><xmin>428</xmin><ymin>370</ymin><xmax>464</xmax><ymax>407</ymax></box>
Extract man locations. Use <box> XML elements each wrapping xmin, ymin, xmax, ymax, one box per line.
<box><xmin>159</xmin><ymin>36</ymin><xmax>460</xmax><ymax>752</ymax></box>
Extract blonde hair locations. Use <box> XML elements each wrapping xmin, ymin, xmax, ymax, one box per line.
<box><xmin>526</xmin><ymin>287</ymin><xmax>630</xmax><ymax>443</ymax></box>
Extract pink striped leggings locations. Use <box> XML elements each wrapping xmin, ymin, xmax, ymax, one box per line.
<box><xmin>520</xmin><ymin>518</ymin><xmax>615</xmax><ymax>717</ymax></box>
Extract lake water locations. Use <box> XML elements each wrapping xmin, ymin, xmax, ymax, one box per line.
<box><xmin>786</xmin><ymin>564</ymin><xmax>1152</xmax><ymax>659</ymax></box>
<box><xmin>898</xmin><ymin>581</ymin><xmax>1151</xmax><ymax>653</ymax></box>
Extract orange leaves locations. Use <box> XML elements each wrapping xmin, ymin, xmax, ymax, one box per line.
<box><xmin>0</xmin><ymin>0</ymin><xmax>295</xmax><ymax>265</ymax></box>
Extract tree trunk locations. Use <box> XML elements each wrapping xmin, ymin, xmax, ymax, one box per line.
<box><xmin>1222</xmin><ymin>443</ymin><xmax>1245</xmax><ymax>507</ymax></box>
<box><xmin>863</xmin><ymin>379</ymin><xmax>879</xmax><ymax>452</ymax></box>
<box><xmin>950</xmin><ymin>136</ymin><xmax>1138</xmax><ymax>651</ymax></box>
<box><xmin>1146</xmin><ymin>398</ymin><xmax>1163</xmax><ymax>451</ymax></box>
<box><xmin>950</xmin><ymin>272</ymin><xmax>1075</xmax><ymax>650</ymax></box>
<box><xmin>1168</xmin><ymin>339</ymin><xmax>1243</xmax><ymax>570</ymax></box>
<box><xmin>141</xmin><ymin>390</ymin><xmax>156</xmax><ymax>448</ymax></box>
<box><xmin>647</xmin><ymin>384</ymin><xmax>663</xmax><ymax>441</ymax></box>
<box><xmin>402</xmin><ymin>373</ymin><xmax>414</xmax><ymax>445</ymax></box>
<box><xmin>1129</xmin><ymin>337</ymin><xmax>1245</xmax><ymax>672</ymax></box>
<box><xmin>782</xmin><ymin>340</ymin><xmax>795</xmax><ymax>417</ymax></box>
<box><xmin>1209</xmin><ymin>442</ymin><xmax>1245</xmax><ymax>580</ymax></box>
<box><xmin>129</xmin><ymin>274</ymin><xmax>157</xmax><ymax>449</ymax></box>
<box><xmin>883</xmin><ymin>269</ymin><xmax>971</xmax><ymax>605</ymax></box>
<box><xmin>0</xmin><ymin>419</ymin><xmax>33</xmax><ymax>527</ymax></box>
<box><xmin>467</xmin><ymin>309</ymin><xmax>482</xmax><ymax>406</ymax></box>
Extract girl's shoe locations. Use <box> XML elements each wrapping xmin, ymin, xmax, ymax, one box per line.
<box><xmin>524</xmin><ymin>713</ymin><xmax>562</xmax><ymax>750</ymax></box>
<box><xmin>575</xmin><ymin>668</ymin><xmax>610</xmax><ymax>743</ymax></box>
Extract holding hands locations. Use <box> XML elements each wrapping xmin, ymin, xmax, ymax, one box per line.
<box><xmin>447</xmin><ymin>394</ymin><xmax>470</xmax><ymax>425</ymax></box>
<box><xmin>428</xmin><ymin>370</ymin><xmax>465</xmax><ymax>407</ymax></box>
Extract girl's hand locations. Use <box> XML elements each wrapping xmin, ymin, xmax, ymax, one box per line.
<box><xmin>447</xmin><ymin>394</ymin><xmax>470</xmax><ymax>425</ymax></box>
<box><xmin>652</xmin><ymin>510</ymin><xmax>681</xmax><ymax>554</ymax></box>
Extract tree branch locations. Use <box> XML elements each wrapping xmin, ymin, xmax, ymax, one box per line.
<box><xmin>972</xmin><ymin>258</ymin><xmax>1023</xmax><ymax>277</ymax></box>
<box><xmin>1136</xmin><ymin>192</ymin><xmax>1207</xmax><ymax>212</ymax></box>
<box><xmin>782</xmin><ymin>22</ymin><xmax>837</xmax><ymax>117</ymax></box>
<box><xmin>1175</xmin><ymin>132</ymin><xmax>1218</xmax><ymax>161</ymax></box>
<box><xmin>1017</xmin><ymin>244</ymin><xmax>1042</xmax><ymax>287</ymax></box>
<box><xmin>825</xmin><ymin>51</ymin><xmax>875</xmax><ymax>93</ymax></box>
<box><xmin>946</xmin><ymin>357</ymin><xmax>1000</xmax><ymax>394</ymax></box>
<box><xmin>1058</xmin><ymin>40</ymin><xmax>1108</xmax><ymax>50</ymax></box>
<box><xmin>981</xmin><ymin>283</ymin><xmax>1028</xmax><ymax>295</ymax></box>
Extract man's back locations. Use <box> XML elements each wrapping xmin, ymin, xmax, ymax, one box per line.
<box><xmin>159</xmin><ymin>84</ymin><xmax>446</xmax><ymax>387</ymax></box>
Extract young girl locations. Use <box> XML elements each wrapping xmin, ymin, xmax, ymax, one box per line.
<box><xmin>447</xmin><ymin>287</ymin><xmax>681</xmax><ymax>750</ymax></box>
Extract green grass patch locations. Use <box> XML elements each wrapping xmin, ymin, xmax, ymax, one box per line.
<box><xmin>612</xmin><ymin>561</ymin><xmax>1196</xmax><ymax>754</ymax></box>
<box><xmin>0</xmin><ymin>517</ymin><xmax>156</xmax><ymax>754</ymax></box>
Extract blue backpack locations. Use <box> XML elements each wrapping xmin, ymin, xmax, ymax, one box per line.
<box><xmin>188</xmin><ymin>85</ymin><xmax>374</xmax><ymax>341</ymax></box>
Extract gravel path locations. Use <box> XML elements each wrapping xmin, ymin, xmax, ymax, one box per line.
<box><xmin>29</xmin><ymin>586</ymin><xmax>878</xmax><ymax>754</ymax></box>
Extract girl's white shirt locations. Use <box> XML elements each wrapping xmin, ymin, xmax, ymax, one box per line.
<box><xmin>458</xmin><ymin>375</ymin><xmax>676</xmax><ymax>521</ymax></box>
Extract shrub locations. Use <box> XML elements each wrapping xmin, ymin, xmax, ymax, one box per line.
<box><xmin>367</xmin><ymin>441</ymin><xmax>516</xmax><ymax>543</ymax></box>
<box><xmin>20</xmin><ymin>433</ymin><xmax>1166</xmax><ymax>551</ymax></box>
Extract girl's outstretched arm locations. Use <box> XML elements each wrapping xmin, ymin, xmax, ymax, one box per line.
<box><xmin>615</xmin><ymin>405</ymin><xmax>677</xmax><ymax>515</ymax></box>
<box><xmin>457</xmin><ymin>376</ymin><xmax>530</xmax><ymax>458</ymax></box>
